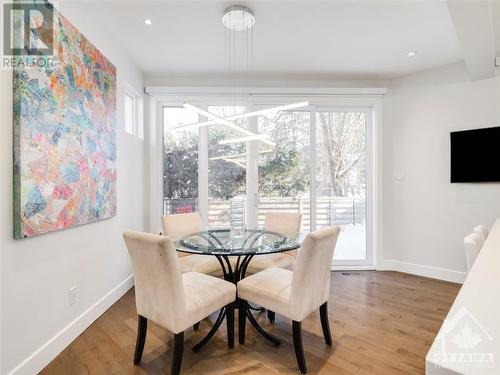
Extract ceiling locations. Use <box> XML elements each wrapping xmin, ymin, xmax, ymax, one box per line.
<box><xmin>89</xmin><ymin>1</ymin><xmax>465</xmax><ymax>80</ymax></box>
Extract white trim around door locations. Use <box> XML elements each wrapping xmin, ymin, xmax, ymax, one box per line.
<box><xmin>146</xmin><ymin>86</ymin><xmax>386</xmax><ymax>270</ymax></box>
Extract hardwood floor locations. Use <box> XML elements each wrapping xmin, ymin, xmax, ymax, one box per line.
<box><xmin>41</xmin><ymin>271</ymin><xmax>460</xmax><ymax>375</ymax></box>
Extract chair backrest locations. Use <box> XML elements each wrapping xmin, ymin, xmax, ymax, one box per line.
<box><xmin>123</xmin><ymin>230</ymin><xmax>186</xmax><ymax>332</ymax></box>
<box><xmin>264</xmin><ymin>211</ymin><xmax>302</xmax><ymax>240</ymax></box>
<box><xmin>464</xmin><ymin>232</ymin><xmax>483</xmax><ymax>272</ymax></box>
<box><xmin>290</xmin><ymin>226</ymin><xmax>340</xmax><ymax>321</ymax></box>
<box><xmin>162</xmin><ymin>212</ymin><xmax>202</xmax><ymax>257</ymax></box>
<box><xmin>473</xmin><ymin>225</ymin><xmax>489</xmax><ymax>242</ymax></box>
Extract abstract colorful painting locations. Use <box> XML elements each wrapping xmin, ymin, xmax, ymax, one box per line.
<box><xmin>13</xmin><ymin>7</ymin><xmax>117</xmax><ymax>238</ymax></box>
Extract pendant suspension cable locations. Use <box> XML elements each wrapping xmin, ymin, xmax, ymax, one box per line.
<box><xmin>233</xmin><ymin>18</ymin><xmax>236</xmax><ymax>113</ymax></box>
<box><xmin>230</xmin><ymin>12</ymin><xmax>233</xmax><ymax>109</ymax></box>
<box><xmin>225</xmin><ymin>16</ymin><xmax>228</xmax><ymax>105</ymax></box>
<box><xmin>241</xmin><ymin>13</ymin><xmax>248</xmax><ymax>110</ymax></box>
<box><xmin>251</xmin><ymin>23</ymin><xmax>254</xmax><ymax>74</ymax></box>
<box><xmin>180</xmin><ymin>5</ymin><xmax>285</xmax><ymax>148</ymax></box>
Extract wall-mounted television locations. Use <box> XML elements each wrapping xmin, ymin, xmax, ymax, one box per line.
<box><xmin>450</xmin><ymin>126</ymin><xmax>500</xmax><ymax>183</ymax></box>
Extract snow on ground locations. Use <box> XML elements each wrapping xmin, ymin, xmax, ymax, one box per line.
<box><xmin>333</xmin><ymin>223</ymin><xmax>366</xmax><ymax>261</ymax></box>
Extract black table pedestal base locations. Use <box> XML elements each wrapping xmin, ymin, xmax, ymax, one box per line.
<box><xmin>245</xmin><ymin>303</ymin><xmax>281</xmax><ymax>345</ymax></box>
<box><xmin>191</xmin><ymin>254</ymin><xmax>281</xmax><ymax>351</ymax></box>
<box><xmin>192</xmin><ymin>307</ymin><xmax>227</xmax><ymax>352</ymax></box>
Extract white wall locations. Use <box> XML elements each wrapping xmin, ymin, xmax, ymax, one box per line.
<box><xmin>382</xmin><ymin>62</ymin><xmax>500</xmax><ymax>282</ymax></box>
<box><xmin>0</xmin><ymin>2</ymin><xmax>145</xmax><ymax>374</ymax></box>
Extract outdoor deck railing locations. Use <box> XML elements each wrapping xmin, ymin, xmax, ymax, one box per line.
<box><xmin>164</xmin><ymin>196</ymin><xmax>365</xmax><ymax>230</ymax></box>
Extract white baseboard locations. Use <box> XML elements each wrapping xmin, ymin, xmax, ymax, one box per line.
<box><xmin>7</xmin><ymin>275</ymin><xmax>135</xmax><ymax>375</ymax></box>
<box><xmin>332</xmin><ymin>265</ymin><xmax>376</xmax><ymax>271</ymax></box>
<box><xmin>379</xmin><ymin>260</ymin><xmax>466</xmax><ymax>284</ymax></box>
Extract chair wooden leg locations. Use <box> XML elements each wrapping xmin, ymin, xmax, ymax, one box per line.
<box><xmin>227</xmin><ymin>303</ymin><xmax>235</xmax><ymax>349</ymax></box>
<box><xmin>292</xmin><ymin>321</ymin><xmax>307</xmax><ymax>374</ymax></box>
<box><xmin>193</xmin><ymin>322</ymin><xmax>200</xmax><ymax>331</ymax></box>
<box><xmin>134</xmin><ymin>315</ymin><xmax>147</xmax><ymax>365</ymax></box>
<box><xmin>238</xmin><ymin>300</ymin><xmax>247</xmax><ymax>344</ymax></box>
<box><xmin>319</xmin><ymin>302</ymin><xmax>332</xmax><ymax>346</ymax></box>
<box><xmin>171</xmin><ymin>332</ymin><xmax>184</xmax><ymax>375</ymax></box>
<box><xmin>267</xmin><ymin>310</ymin><xmax>275</xmax><ymax>323</ymax></box>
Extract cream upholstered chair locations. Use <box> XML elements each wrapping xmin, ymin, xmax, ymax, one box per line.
<box><xmin>263</xmin><ymin>211</ymin><xmax>302</xmax><ymax>240</ymax></box>
<box><xmin>464</xmin><ymin>232</ymin><xmax>484</xmax><ymax>272</ymax></box>
<box><xmin>123</xmin><ymin>230</ymin><xmax>236</xmax><ymax>375</ymax></box>
<box><xmin>237</xmin><ymin>226</ymin><xmax>341</xmax><ymax>374</ymax></box>
<box><xmin>246</xmin><ymin>211</ymin><xmax>302</xmax><ymax>275</ymax></box>
<box><xmin>473</xmin><ymin>225</ymin><xmax>489</xmax><ymax>242</ymax></box>
<box><xmin>247</xmin><ymin>211</ymin><xmax>302</xmax><ymax>323</ymax></box>
<box><xmin>162</xmin><ymin>213</ymin><xmax>222</xmax><ymax>277</ymax></box>
<box><xmin>162</xmin><ymin>212</ymin><xmax>202</xmax><ymax>241</ymax></box>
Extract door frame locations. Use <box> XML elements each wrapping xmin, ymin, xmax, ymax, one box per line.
<box><xmin>147</xmin><ymin>86</ymin><xmax>385</xmax><ymax>270</ymax></box>
<box><xmin>313</xmin><ymin>107</ymin><xmax>374</xmax><ymax>267</ymax></box>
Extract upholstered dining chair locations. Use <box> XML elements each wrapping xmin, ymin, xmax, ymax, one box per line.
<box><xmin>246</xmin><ymin>211</ymin><xmax>302</xmax><ymax>275</ymax></box>
<box><xmin>237</xmin><ymin>226</ymin><xmax>341</xmax><ymax>374</ymax></box>
<box><xmin>473</xmin><ymin>224</ymin><xmax>489</xmax><ymax>242</ymax></box>
<box><xmin>123</xmin><ymin>230</ymin><xmax>236</xmax><ymax>375</ymax></box>
<box><xmin>162</xmin><ymin>213</ymin><xmax>222</xmax><ymax>277</ymax></box>
<box><xmin>246</xmin><ymin>211</ymin><xmax>302</xmax><ymax>323</ymax></box>
<box><xmin>464</xmin><ymin>232</ymin><xmax>484</xmax><ymax>272</ymax></box>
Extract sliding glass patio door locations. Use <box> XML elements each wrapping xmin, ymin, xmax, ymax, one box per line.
<box><xmin>162</xmin><ymin>103</ymin><xmax>373</xmax><ymax>268</ymax></box>
<box><xmin>255</xmin><ymin>110</ymin><xmax>311</xmax><ymax>231</ymax></box>
<box><xmin>207</xmin><ymin>105</ymin><xmax>248</xmax><ymax>227</ymax></box>
<box><xmin>252</xmin><ymin>107</ymin><xmax>372</xmax><ymax>266</ymax></box>
<box><xmin>314</xmin><ymin>110</ymin><xmax>372</xmax><ymax>266</ymax></box>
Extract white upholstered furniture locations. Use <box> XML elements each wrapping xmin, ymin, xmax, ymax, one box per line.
<box><xmin>246</xmin><ymin>211</ymin><xmax>302</xmax><ymax>275</ymax></box>
<box><xmin>123</xmin><ymin>230</ymin><xmax>236</xmax><ymax>375</ymax></box>
<box><xmin>162</xmin><ymin>213</ymin><xmax>222</xmax><ymax>277</ymax></box>
<box><xmin>427</xmin><ymin>219</ymin><xmax>500</xmax><ymax>375</ymax></box>
<box><xmin>473</xmin><ymin>224</ymin><xmax>489</xmax><ymax>242</ymax></box>
<box><xmin>464</xmin><ymin>232</ymin><xmax>483</xmax><ymax>272</ymax></box>
<box><xmin>263</xmin><ymin>211</ymin><xmax>302</xmax><ymax>240</ymax></box>
<box><xmin>246</xmin><ymin>211</ymin><xmax>302</xmax><ymax>323</ymax></box>
<box><xmin>237</xmin><ymin>226</ymin><xmax>341</xmax><ymax>374</ymax></box>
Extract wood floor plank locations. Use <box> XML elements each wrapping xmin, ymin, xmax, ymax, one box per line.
<box><xmin>40</xmin><ymin>271</ymin><xmax>460</xmax><ymax>375</ymax></box>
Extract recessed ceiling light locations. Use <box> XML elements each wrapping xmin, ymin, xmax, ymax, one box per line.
<box><xmin>407</xmin><ymin>51</ymin><xmax>417</xmax><ymax>58</ymax></box>
<box><xmin>144</xmin><ymin>19</ymin><xmax>152</xmax><ymax>25</ymax></box>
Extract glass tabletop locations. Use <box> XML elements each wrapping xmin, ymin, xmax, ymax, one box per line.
<box><xmin>175</xmin><ymin>229</ymin><xmax>300</xmax><ymax>256</ymax></box>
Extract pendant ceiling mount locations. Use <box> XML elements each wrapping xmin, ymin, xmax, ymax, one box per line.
<box><xmin>175</xmin><ymin>5</ymin><xmax>309</xmax><ymax>148</ymax></box>
<box><xmin>222</xmin><ymin>5</ymin><xmax>255</xmax><ymax>31</ymax></box>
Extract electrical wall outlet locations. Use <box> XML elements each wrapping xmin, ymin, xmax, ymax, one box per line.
<box><xmin>68</xmin><ymin>286</ymin><xmax>76</xmax><ymax>306</ymax></box>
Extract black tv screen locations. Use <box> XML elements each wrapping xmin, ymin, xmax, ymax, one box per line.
<box><xmin>450</xmin><ymin>126</ymin><xmax>500</xmax><ymax>183</ymax></box>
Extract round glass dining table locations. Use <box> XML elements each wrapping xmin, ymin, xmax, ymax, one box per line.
<box><xmin>177</xmin><ymin>229</ymin><xmax>300</xmax><ymax>282</ymax></box>
<box><xmin>174</xmin><ymin>229</ymin><xmax>301</xmax><ymax>351</ymax></box>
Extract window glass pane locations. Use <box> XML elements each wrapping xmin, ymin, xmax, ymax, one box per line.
<box><xmin>124</xmin><ymin>93</ymin><xmax>134</xmax><ymax>135</ymax></box>
<box><xmin>316</xmin><ymin>112</ymin><xmax>366</xmax><ymax>261</ymax></box>
<box><xmin>163</xmin><ymin>107</ymin><xmax>199</xmax><ymax>215</ymax></box>
<box><xmin>257</xmin><ymin>111</ymin><xmax>310</xmax><ymax>231</ymax></box>
<box><xmin>207</xmin><ymin>106</ymin><xmax>247</xmax><ymax>228</ymax></box>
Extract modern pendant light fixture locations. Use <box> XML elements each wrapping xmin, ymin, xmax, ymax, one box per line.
<box><xmin>219</xmin><ymin>134</ymin><xmax>272</xmax><ymax>145</ymax></box>
<box><xmin>179</xmin><ymin>5</ymin><xmax>307</xmax><ymax>146</ymax></box>
<box><xmin>176</xmin><ymin>101</ymin><xmax>309</xmax><ymax>132</ymax></box>
<box><xmin>183</xmin><ymin>103</ymin><xmax>254</xmax><ymax>135</ymax></box>
<box><xmin>182</xmin><ymin>103</ymin><xmax>277</xmax><ymax>146</ymax></box>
